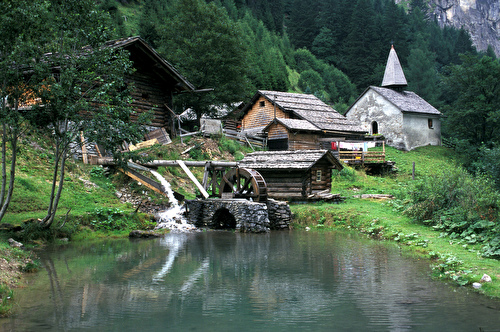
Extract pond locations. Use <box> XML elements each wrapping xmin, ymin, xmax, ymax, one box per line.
<box><xmin>2</xmin><ymin>230</ymin><xmax>500</xmax><ymax>331</ymax></box>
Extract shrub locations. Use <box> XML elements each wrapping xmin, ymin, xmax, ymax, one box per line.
<box><xmin>219</xmin><ymin>137</ymin><xmax>240</xmax><ymax>155</ymax></box>
<box><xmin>89</xmin><ymin>207</ymin><xmax>130</xmax><ymax>231</ymax></box>
<box><xmin>403</xmin><ymin>166</ymin><xmax>500</xmax><ymax>258</ymax></box>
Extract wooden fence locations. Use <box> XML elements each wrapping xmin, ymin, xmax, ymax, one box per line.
<box><xmin>223</xmin><ymin>128</ymin><xmax>267</xmax><ymax>150</ymax></box>
<box><xmin>337</xmin><ymin>150</ymin><xmax>386</xmax><ymax>164</ymax></box>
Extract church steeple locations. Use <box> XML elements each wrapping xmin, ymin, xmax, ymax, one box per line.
<box><xmin>381</xmin><ymin>45</ymin><xmax>407</xmax><ymax>91</ymax></box>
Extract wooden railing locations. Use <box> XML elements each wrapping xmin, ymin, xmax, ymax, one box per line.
<box><xmin>338</xmin><ymin>151</ymin><xmax>386</xmax><ymax>164</ymax></box>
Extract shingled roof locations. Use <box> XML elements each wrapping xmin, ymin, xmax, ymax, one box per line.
<box><xmin>264</xmin><ymin>118</ymin><xmax>321</xmax><ymax>132</ymax></box>
<box><xmin>240</xmin><ymin>150</ymin><xmax>343</xmax><ymax>170</ymax></box>
<box><xmin>104</xmin><ymin>36</ymin><xmax>196</xmax><ymax>92</ymax></box>
<box><xmin>381</xmin><ymin>45</ymin><xmax>407</xmax><ymax>88</ymax></box>
<box><xmin>371</xmin><ymin>86</ymin><xmax>441</xmax><ymax>116</ymax></box>
<box><xmin>248</xmin><ymin>90</ymin><xmax>365</xmax><ymax>134</ymax></box>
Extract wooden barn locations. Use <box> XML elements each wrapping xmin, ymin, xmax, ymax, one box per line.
<box><xmin>105</xmin><ymin>37</ymin><xmax>196</xmax><ymax>135</ymax></box>
<box><xmin>239</xmin><ymin>150</ymin><xmax>343</xmax><ymax>200</ymax></box>
<box><xmin>239</xmin><ymin>90</ymin><xmax>366</xmax><ymax>150</ymax></box>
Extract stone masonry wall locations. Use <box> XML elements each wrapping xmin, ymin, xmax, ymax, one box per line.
<box><xmin>185</xmin><ymin>198</ymin><xmax>292</xmax><ymax>233</ymax></box>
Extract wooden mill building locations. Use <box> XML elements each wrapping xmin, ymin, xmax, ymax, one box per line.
<box><xmin>239</xmin><ymin>90</ymin><xmax>366</xmax><ymax>151</ymax></box>
<box><xmin>106</xmin><ymin>37</ymin><xmax>196</xmax><ymax>135</ymax></box>
<box><xmin>239</xmin><ymin>150</ymin><xmax>343</xmax><ymax>200</ymax></box>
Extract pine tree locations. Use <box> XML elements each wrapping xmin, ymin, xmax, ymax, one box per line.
<box><xmin>342</xmin><ymin>0</ymin><xmax>378</xmax><ymax>90</ymax></box>
<box><xmin>287</xmin><ymin>0</ymin><xmax>319</xmax><ymax>49</ymax></box>
<box><xmin>406</xmin><ymin>34</ymin><xmax>440</xmax><ymax>105</ymax></box>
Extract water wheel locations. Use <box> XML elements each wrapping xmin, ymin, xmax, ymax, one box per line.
<box><xmin>220</xmin><ymin>168</ymin><xmax>267</xmax><ymax>202</ymax></box>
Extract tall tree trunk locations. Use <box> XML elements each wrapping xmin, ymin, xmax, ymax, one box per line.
<box><xmin>0</xmin><ymin>128</ymin><xmax>18</xmax><ymax>221</ymax></box>
<box><xmin>1</xmin><ymin>123</ymin><xmax>7</xmax><ymax>207</ymax></box>
<box><xmin>43</xmin><ymin>140</ymin><xmax>61</xmax><ymax>225</ymax></box>
<box><xmin>43</xmin><ymin>119</ymin><xmax>71</xmax><ymax>228</ymax></box>
<box><xmin>44</xmin><ymin>150</ymin><xmax>67</xmax><ymax>228</ymax></box>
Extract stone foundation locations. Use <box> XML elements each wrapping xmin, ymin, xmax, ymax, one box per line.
<box><xmin>185</xmin><ymin>198</ymin><xmax>291</xmax><ymax>233</ymax></box>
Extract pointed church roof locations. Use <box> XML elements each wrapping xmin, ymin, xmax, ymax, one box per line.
<box><xmin>381</xmin><ymin>45</ymin><xmax>407</xmax><ymax>88</ymax></box>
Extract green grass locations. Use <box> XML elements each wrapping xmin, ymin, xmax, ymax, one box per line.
<box><xmin>3</xmin><ymin>132</ymin><xmax>500</xmax><ymax>300</ymax></box>
<box><xmin>116</xmin><ymin>2</ymin><xmax>142</xmax><ymax>36</ymax></box>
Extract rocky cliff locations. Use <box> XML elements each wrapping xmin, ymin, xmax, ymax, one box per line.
<box><xmin>397</xmin><ymin>0</ymin><xmax>500</xmax><ymax>56</ymax></box>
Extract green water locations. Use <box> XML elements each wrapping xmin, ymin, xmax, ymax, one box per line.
<box><xmin>2</xmin><ymin>230</ymin><xmax>500</xmax><ymax>331</ymax></box>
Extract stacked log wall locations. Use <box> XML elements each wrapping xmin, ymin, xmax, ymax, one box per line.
<box><xmin>126</xmin><ymin>71</ymin><xmax>171</xmax><ymax>128</ymax></box>
<box><xmin>267</xmin><ymin>123</ymin><xmax>289</xmax><ymax>140</ymax></box>
<box><xmin>242</xmin><ymin>96</ymin><xmax>287</xmax><ymax>130</ymax></box>
<box><xmin>309</xmin><ymin>159</ymin><xmax>333</xmax><ymax>193</ymax></box>
<box><xmin>257</xmin><ymin>170</ymin><xmax>308</xmax><ymax>199</ymax></box>
<box><xmin>288</xmin><ymin>133</ymin><xmax>320</xmax><ymax>150</ymax></box>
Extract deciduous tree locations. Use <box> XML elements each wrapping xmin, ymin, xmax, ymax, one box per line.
<box><xmin>0</xmin><ymin>0</ymin><xmax>50</xmax><ymax>222</ymax></box>
<box><xmin>441</xmin><ymin>54</ymin><xmax>500</xmax><ymax>145</ymax></box>
<box><xmin>159</xmin><ymin>0</ymin><xmax>252</xmax><ymax>124</ymax></box>
<box><xmin>26</xmin><ymin>0</ymin><xmax>148</xmax><ymax>227</ymax></box>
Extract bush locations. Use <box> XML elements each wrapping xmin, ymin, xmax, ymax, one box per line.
<box><xmin>219</xmin><ymin>137</ymin><xmax>240</xmax><ymax>155</ymax></box>
<box><xmin>403</xmin><ymin>166</ymin><xmax>500</xmax><ymax>258</ymax></box>
<box><xmin>89</xmin><ymin>207</ymin><xmax>130</xmax><ymax>231</ymax></box>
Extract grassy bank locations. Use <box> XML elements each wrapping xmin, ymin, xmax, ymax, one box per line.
<box><xmin>291</xmin><ymin>145</ymin><xmax>500</xmax><ymax>298</ymax></box>
<box><xmin>1</xmin><ymin>133</ymin><xmax>500</xmax><ymax>312</ymax></box>
<box><xmin>0</xmin><ymin>133</ymin><xmax>248</xmax><ymax>315</ymax></box>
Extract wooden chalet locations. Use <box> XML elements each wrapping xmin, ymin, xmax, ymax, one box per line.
<box><xmin>239</xmin><ymin>90</ymin><xmax>366</xmax><ymax>150</ymax></box>
<box><xmin>239</xmin><ymin>150</ymin><xmax>343</xmax><ymax>201</ymax></box>
<box><xmin>105</xmin><ymin>37</ymin><xmax>196</xmax><ymax>135</ymax></box>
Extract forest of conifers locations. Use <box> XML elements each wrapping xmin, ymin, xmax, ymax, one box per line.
<box><xmin>102</xmin><ymin>0</ymin><xmax>488</xmax><ymax>106</ymax></box>
<box><xmin>100</xmin><ymin>0</ymin><xmax>500</xmax><ymax>186</ymax></box>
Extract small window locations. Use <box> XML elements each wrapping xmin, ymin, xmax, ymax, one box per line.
<box><xmin>428</xmin><ymin>119</ymin><xmax>434</xmax><ymax>129</ymax></box>
<box><xmin>316</xmin><ymin>170</ymin><xmax>322</xmax><ymax>182</ymax></box>
<box><xmin>372</xmin><ymin>121</ymin><xmax>378</xmax><ymax>135</ymax></box>
<box><xmin>259</xmin><ymin>101</ymin><xmax>265</xmax><ymax>107</ymax></box>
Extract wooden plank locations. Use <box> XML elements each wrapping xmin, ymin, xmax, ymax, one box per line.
<box><xmin>176</xmin><ymin>160</ymin><xmax>209</xmax><ymax>199</ymax></box>
<box><xmin>145</xmin><ymin>127</ymin><xmax>171</xmax><ymax>145</ymax></box>
<box><xmin>119</xmin><ymin>168</ymin><xmax>165</xmax><ymax>196</ymax></box>
<box><xmin>129</xmin><ymin>139</ymin><xmax>159</xmax><ymax>151</ymax></box>
<box><xmin>144</xmin><ymin>160</ymin><xmax>237</xmax><ymax>168</ymax></box>
<box><xmin>80</xmin><ymin>132</ymin><xmax>88</xmax><ymax>164</ymax></box>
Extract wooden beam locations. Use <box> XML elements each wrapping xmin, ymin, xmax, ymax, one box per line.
<box><xmin>176</xmin><ymin>160</ymin><xmax>209</xmax><ymax>199</ymax></box>
<box><xmin>80</xmin><ymin>132</ymin><xmax>88</xmax><ymax>164</ymax></box>
<box><xmin>144</xmin><ymin>160</ymin><xmax>238</xmax><ymax>168</ymax></box>
<box><xmin>119</xmin><ymin>168</ymin><xmax>166</xmax><ymax>196</ymax></box>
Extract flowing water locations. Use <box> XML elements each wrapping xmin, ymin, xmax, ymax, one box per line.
<box><xmin>150</xmin><ymin>170</ymin><xmax>196</xmax><ymax>232</ymax></box>
<box><xmin>1</xmin><ymin>231</ymin><xmax>500</xmax><ymax>332</ymax></box>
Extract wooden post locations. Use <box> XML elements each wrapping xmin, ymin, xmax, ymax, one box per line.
<box><xmin>176</xmin><ymin>160</ymin><xmax>209</xmax><ymax>199</ymax></box>
<box><xmin>412</xmin><ymin>162</ymin><xmax>415</xmax><ymax>180</ymax></box>
<box><xmin>80</xmin><ymin>132</ymin><xmax>88</xmax><ymax>164</ymax></box>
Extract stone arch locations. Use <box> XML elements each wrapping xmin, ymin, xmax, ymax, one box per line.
<box><xmin>372</xmin><ymin>121</ymin><xmax>379</xmax><ymax>135</ymax></box>
<box><xmin>212</xmin><ymin>207</ymin><xmax>237</xmax><ymax>229</ymax></box>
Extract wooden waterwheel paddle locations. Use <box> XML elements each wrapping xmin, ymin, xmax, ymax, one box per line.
<box><xmin>220</xmin><ymin>168</ymin><xmax>267</xmax><ymax>202</ymax></box>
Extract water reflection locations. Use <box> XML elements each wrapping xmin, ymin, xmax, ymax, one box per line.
<box><xmin>2</xmin><ymin>231</ymin><xmax>500</xmax><ymax>331</ymax></box>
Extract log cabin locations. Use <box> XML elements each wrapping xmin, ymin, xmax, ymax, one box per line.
<box><xmin>239</xmin><ymin>150</ymin><xmax>343</xmax><ymax>200</ymax></box>
<box><xmin>239</xmin><ymin>90</ymin><xmax>366</xmax><ymax>151</ymax></box>
<box><xmin>105</xmin><ymin>37</ymin><xmax>196</xmax><ymax>136</ymax></box>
